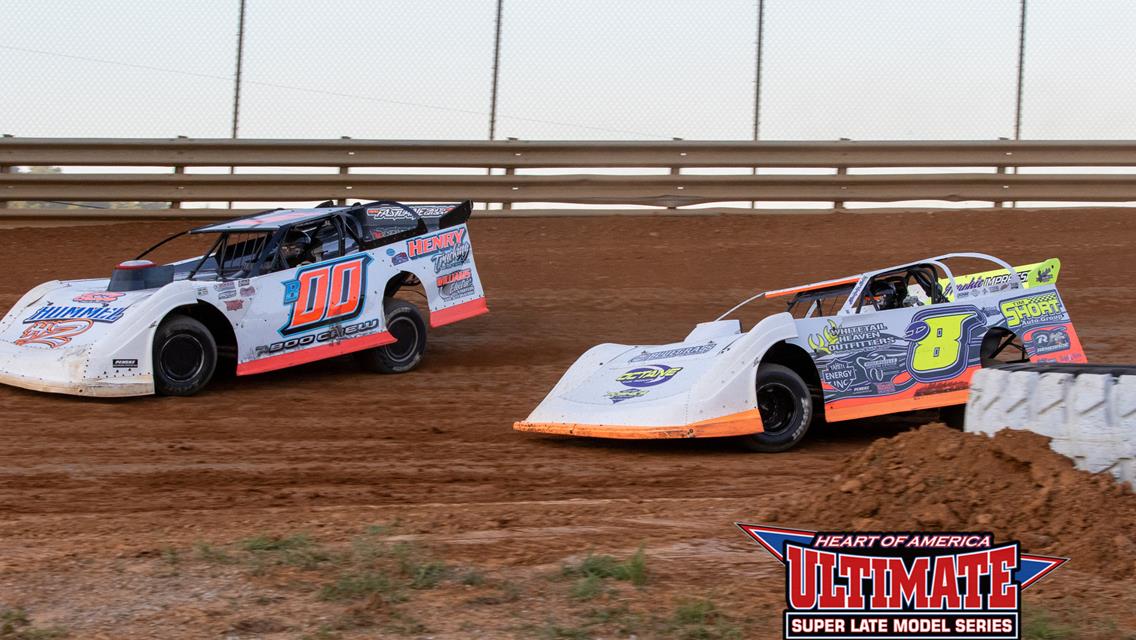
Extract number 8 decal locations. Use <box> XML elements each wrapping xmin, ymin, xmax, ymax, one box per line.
<box><xmin>904</xmin><ymin>305</ymin><xmax>984</xmax><ymax>383</ymax></box>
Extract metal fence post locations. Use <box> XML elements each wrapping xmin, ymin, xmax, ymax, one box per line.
<box><xmin>834</xmin><ymin>166</ymin><xmax>847</xmax><ymax>211</ymax></box>
<box><xmin>0</xmin><ymin>134</ymin><xmax>12</xmax><ymax>209</ymax></box>
<box><xmin>172</xmin><ymin>164</ymin><xmax>185</xmax><ymax>209</ymax></box>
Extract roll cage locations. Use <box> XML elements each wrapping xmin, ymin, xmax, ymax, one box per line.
<box><xmin>133</xmin><ymin>200</ymin><xmax>471</xmax><ymax>282</ymax></box>
<box><xmin>717</xmin><ymin>253</ymin><xmax>1026</xmax><ymax>322</ymax></box>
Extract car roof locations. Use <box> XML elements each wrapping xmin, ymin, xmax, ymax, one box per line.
<box><xmin>191</xmin><ymin>207</ymin><xmax>346</xmax><ymax>233</ymax></box>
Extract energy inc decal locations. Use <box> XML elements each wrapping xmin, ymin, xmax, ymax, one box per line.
<box><xmin>738</xmin><ymin>524</ymin><xmax>1066</xmax><ymax>640</ymax></box>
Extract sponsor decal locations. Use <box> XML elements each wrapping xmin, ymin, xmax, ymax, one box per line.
<box><xmin>809</xmin><ymin>321</ymin><xmax>895</xmax><ymax>356</ymax></box>
<box><xmin>385</xmin><ymin>247</ymin><xmax>409</xmax><ymax>265</ymax></box>
<box><xmin>238</xmin><ymin>279</ymin><xmax>251</xmax><ymax>287</ymax></box>
<box><xmin>1024</xmin><ymin>325</ymin><xmax>1070</xmax><ymax>356</ymax></box>
<box><xmin>224</xmin><ymin>300</ymin><xmax>244</xmax><ymax>311</ymax></box>
<box><xmin>218</xmin><ymin>290</ymin><xmax>237</xmax><ymax>300</ymax></box>
<box><xmin>605</xmin><ymin>389</ymin><xmax>649</xmax><ymax>403</ymax></box>
<box><xmin>197</xmin><ymin>287</ymin><xmax>208</xmax><ymax>297</ymax></box>
<box><xmin>24</xmin><ymin>304</ymin><xmax>124</xmax><ymax>324</ymax></box>
<box><xmin>407</xmin><ymin>228</ymin><xmax>466</xmax><ymax>260</ymax></box>
<box><xmin>72</xmin><ymin>291</ymin><xmax>125</xmax><ymax>304</ymax></box>
<box><xmin>254</xmin><ymin>318</ymin><xmax>380</xmax><ymax>356</ymax></box>
<box><xmin>367</xmin><ymin>206</ymin><xmax>415</xmax><ymax>221</ymax></box>
<box><xmin>214</xmin><ymin>281</ymin><xmax>236</xmax><ymax>292</ymax></box>
<box><xmin>1000</xmin><ymin>292</ymin><xmax>1064</xmax><ymax>329</ymax></box>
<box><xmin>822</xmin><ymin>359</ymin><xmax>858</xmax><ymax>392</ymax></box>
<box><xmin>436</xmin><ymin>268</ymin><xmax>475</xmax><ymax>301</ymax></box>
<box><xmin>617</xmin><ymin>364</ymin><xmax>683</xmax><ymax>388</ymax></box>
<box><xmin>280</xmin><ymin>254</ymin><xmax>370</xmax><ymax>336</ymax></box>
<box><xmin>855</xmin><ymin>353</ymin><xmax>900</xmax><ymax>383</ymax></box>
<box><xmin>430</xmin><ymin>241</ymin><xmax>471</xmax><ymax>274</ymax></box>
<box><xmin>738</xmin><ymin>524</ymin><xmax>1066</xmax><ymax>640</ymax></box>
<box><xmin>112</xmin><ymin>358</ymin><xmax>138</xmax><ymax>369</ymax></box>
<box><xmin>629</xmin><ymin>341</ymin><xmax>717</xmax><ymax>363</ymax></box>
<box><xmin>239</xmin><ymin>286</ymin><xmax>256</xmax><ymax>297</ymax></box>
<box><xmin>948</xmin><ymin>270</ymin><xmax>1030</xmax><ymax>299</ymax></box>
<box><xmin>409</xmin><ymin>204</ymin><xmax>455</xmax><ymax>217</ymax></box>
<box><xmin>13</xmin><ymin>319</ymin><xmax>94</xmax><ymax>348</ymax></box>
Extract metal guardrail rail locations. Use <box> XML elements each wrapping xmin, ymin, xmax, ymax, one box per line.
<box><xmin>3</xmin><ymin>138</ymin><xmax>1136</xmax><ymax>216</ymax></box>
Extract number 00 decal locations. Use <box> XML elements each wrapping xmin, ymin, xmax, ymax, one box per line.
<box><xmin>904</xmin><ymin>306</ymin><xmax>984</xmax><ymax>383</ymax></box>
<box><xmin>280</xmin><ymin>254</ymin><xmax>371</xmax><ymax>336</ymax></box>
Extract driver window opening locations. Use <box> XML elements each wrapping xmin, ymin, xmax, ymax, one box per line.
<box><xmin>857</xmin><ymin>266</ymin><xmax>947</xmax><ymax>313</ymax></box>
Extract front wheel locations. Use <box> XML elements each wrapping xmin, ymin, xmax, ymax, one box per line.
<box><xmin>355</xmin><ymin>299</ymin><xmax>427</xmax><ymax>374</ymax></box>
<box><xmin>737</xmin><ymin>364</ymin><xmax>813</xmax><ymax>452</ymax></box>
<box><xmin>152</xmin><ymin>314</ymin><xmax>217</xmax><ymax>396</ymax></box>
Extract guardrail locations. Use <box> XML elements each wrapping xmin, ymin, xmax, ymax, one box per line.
<box><xmin>4</xmin><ymin>138</ymin><xmax>1136</xmax><ymax>216</ymax></box>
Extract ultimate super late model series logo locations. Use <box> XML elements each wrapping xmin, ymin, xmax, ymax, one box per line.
<box><xmin>738</xmin><ymin>524</ymin><xmax>1066</xmax><ymax>640</ymax></box>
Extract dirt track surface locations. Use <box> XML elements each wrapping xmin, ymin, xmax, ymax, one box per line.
<box><xmin>0</xmin><ymin>210</ymin><xmax>1133</xmax><ymax>639</ymax></box>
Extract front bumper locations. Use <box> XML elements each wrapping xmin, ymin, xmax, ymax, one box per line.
<box><xmin>0</xmin><ymin>343</ymin><xmax>153</xmax><ymax>397</ymax></box>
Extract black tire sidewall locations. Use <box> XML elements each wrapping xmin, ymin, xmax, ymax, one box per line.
<box><xmin>152</xmin><ymin>315</ymin><xmax>217</xmax><ymax>396</ymax></box>
<box><xmin>740</xmin><ymin>364</ymin><xmax>813</xmax><ymax>452</ymax></box>
<box><xmin>357</xmin><ymin>299</ymin><xmax>427</xmax><ymax>374</ymax></box>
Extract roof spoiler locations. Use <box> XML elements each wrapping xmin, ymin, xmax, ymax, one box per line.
<box><xmin>438</xmin><ymin>200</ymin><xmax>473</xmax><ymax>229</ymax></box>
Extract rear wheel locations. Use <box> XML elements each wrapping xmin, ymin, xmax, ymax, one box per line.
<box><xmin>980</xmin><ymin>328</ymin><xmax>1028</xmax><ymax>367</ymax></box>
<box><xmin>355</xmin><ymin>299</ymin><xmax>427</xmax><ymax>373</ymax></box>
<box><xmin>152</xmin><ymin>315</ymin><xmax>216</xmax><ymax>396</ymax></box>
<box><xmin>737</xmin><ymin>364</ymin><xmax>813</xmax><ymax>452</ymax></box>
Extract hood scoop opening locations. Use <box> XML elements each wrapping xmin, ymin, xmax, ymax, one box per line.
<box><xmin>108</xmin><ymin>260</ymin><xmax>175</xmax><ymax>292</ymax></box>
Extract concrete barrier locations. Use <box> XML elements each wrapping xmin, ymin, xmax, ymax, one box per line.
<box><xmin>966</xmin><ymin>364</ymin><xmax>1135</xmax><ymax>487</ymax></box>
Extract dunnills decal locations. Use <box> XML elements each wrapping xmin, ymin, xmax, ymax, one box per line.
<box><xmin>616</xmin><ymin>364</ymin><xmax>683</xmax><ymax>387</ymax></box>
<box><xmin>738</xmin><ymin>524</ymin><xmax>1065</xmax><ymax>640</ymax></box>
<box><xmin>24</xmin><ymin>304</ymin><xmax>125</xmax><ymax>324</ymax></box>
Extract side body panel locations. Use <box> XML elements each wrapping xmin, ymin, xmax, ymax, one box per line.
<box><xmin>234</xmin><ymin>222</ymin><xmax>487</xmax><ymax>375</ymax></box>
<box><xmin>792</xmin><ymin>284</ymin><xmax>1085</xmax><ymax>422</ymax></box>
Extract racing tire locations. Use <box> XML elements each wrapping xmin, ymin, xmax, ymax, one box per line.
<box><xmin>152</xmin><ymin>314</ymin><xmax>217</xmax><ymax>396</ymax></box>
<box><xmin>355</xmin><ymin>299</ymin><xmax>427</xmax><ymax>374</ymax></box>
<box><xmin>737</xmin><ymin>364</ymin><xmax>814</xmax><ymax>452</ymax></box>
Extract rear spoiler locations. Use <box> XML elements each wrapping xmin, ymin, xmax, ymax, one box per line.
<box><xmin>941</xmin><ymin>258</ymin><xmax>1061</xmax><ymax>300</ymax></box>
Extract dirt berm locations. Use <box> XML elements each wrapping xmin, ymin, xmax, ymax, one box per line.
<box><xmin>789</xmin><ymin>423</ymin><xmax>1136</xmax><ymax>579</ymax></box>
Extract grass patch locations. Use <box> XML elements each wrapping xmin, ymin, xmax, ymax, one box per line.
<box><xmin>1022</xmin><ymin>607</ymin><xmax>1075</xmax><ymax>640</ymax></box>
<box><xmin>460</xmin><ymin>569</ymin><xmax>486</xmax><ymax>586</ymax></box>
<box><xmin>319</xmin><ymin>570</ymin><xmax>406</xmax><ymax>604</ymax></box>
<box><xmin>239</xmin><ymin>533</ymin><xmax>330</xmax><ymax>570</ymax></box>
<box><xmin>0</xmin><ymin>608</ymin><xmax>67</xmax><ymax>640</ymax></box>
<box><xmin>669</xmin><ymin>599</ymin><xmax>742</xmax><ymax>640</ymax></box>
<box><xmin>570</xmin><ymin>574</ymin><xmax>607</xmax><ymax>601</ymax></box>
<box><xmin>468</xmin><ymin>580</ymin><xmax>521</xmax><ymax>605</ymax></box>
<box><xmin>194</xmin><ymin>542</ymin><xmax>236</xmax><ymax>564</ymax></box>
<box><xmin>538</xmin><ymin>622</ymin><xmax>591</xmax><ymax>640</ymax></box>
<box><xmin>561</xmin><ymin>546</ymin><xmax>648</xmax><ymax>587</ymax></box>
<box><xmin>363</xmin><ymin>520</ymin><xmax>401</xmax><ymax>536</ymax></box>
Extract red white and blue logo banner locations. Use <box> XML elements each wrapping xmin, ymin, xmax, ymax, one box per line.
<box><xmin>737</xmin><ymin>524</ymin><xmax>1066</xmax><ymax>640</ymax></box>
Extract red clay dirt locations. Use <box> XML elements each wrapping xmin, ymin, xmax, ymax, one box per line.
<box><xmin>0</xmin><ymin>210</ymin><xmax>1133</xmax><ymax>638</ymax></box>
